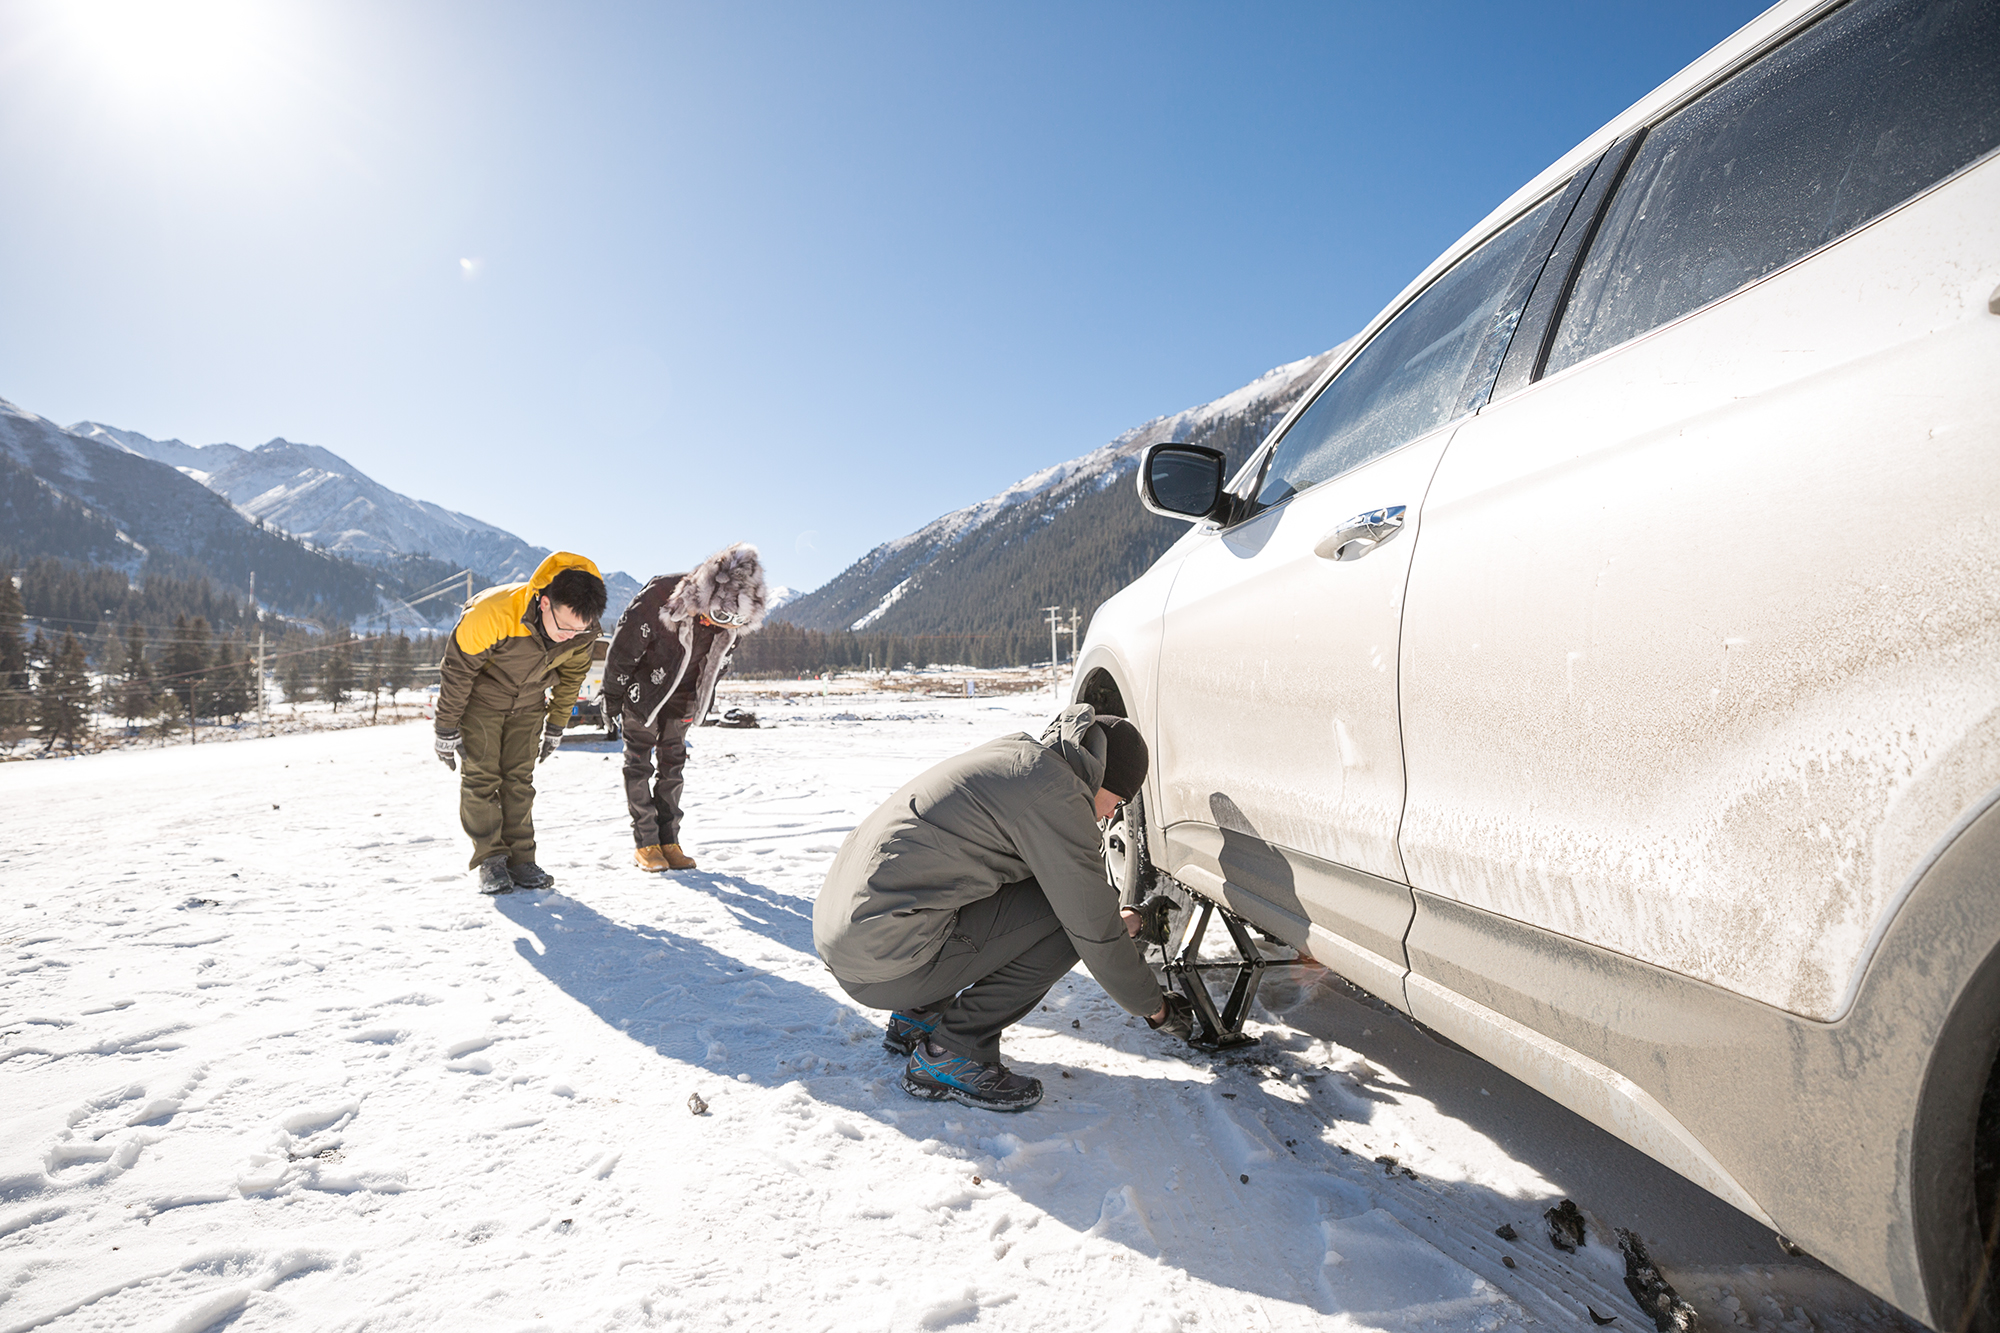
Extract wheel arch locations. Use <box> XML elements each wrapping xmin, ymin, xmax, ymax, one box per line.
<box><xmin>1072</xmin><ymin>650</ymin><xmax>1173</xmax><ymax>876</ymax></box>
<box><xmin>1904</xmin><ymin>783</ymin><xmax>2000</xmax><ymax>1332</ymax></box>
<box><xmin>1073</xmin><ymin>664</ymin><xmax>1128</xmax><ymax>718</ymax></box>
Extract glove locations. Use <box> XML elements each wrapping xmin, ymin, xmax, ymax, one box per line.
<box><xmin>1146</xmin><ymin>991</ymin><xmax>1197</xmax><ymax>1042</ymax></box>
<box><xmin>539</xmin><ymin>724</ymin><xmax>564</xmax><ymax>762</ymax></box>
<box><xmin>434</xmin><ymin>729</ymin><xmax>464</xmax><ymax>771</ymax></box>
<box><xmin>1131</xmin><ymin>894</ymin><xmax>1179</xmax><ymax>948</ymax></box>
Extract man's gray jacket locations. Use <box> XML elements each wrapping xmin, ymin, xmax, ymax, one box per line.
<box><xmin>813</xmin><ymin>704</ymin><xmax>1163</xmax><ymax>1018</ymax></box>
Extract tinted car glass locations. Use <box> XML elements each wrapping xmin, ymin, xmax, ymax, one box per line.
<box><xmin>1253</xmin><ymin>189</ymin><xmax>1565</xmax><ymax>513</ymax></box>
<box><xmin>1545</xmin><ymin>0</ymin><xmax>2000</xmax><ymax>377</ymax></box>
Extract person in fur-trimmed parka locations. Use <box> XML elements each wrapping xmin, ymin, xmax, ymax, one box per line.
<box><xmin>604</xmin><ymin>543</ymin><xmax>768</xmax><ymax>872</ymax></box>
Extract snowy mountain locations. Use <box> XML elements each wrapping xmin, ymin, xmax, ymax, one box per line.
<box><xmin>71</xmin><ymin>424</ymin><xmax>549</xmax><ymax>583</ymax></box>
<box><xmin>778</xmin><ymin>347</ymin><xmax>1345</xmax><ymax>641</ymax></box>
<box><xmin>68</xmin><ymin>422</ymin><xmax>642</xmax><ymax>622</ymax></box>
<box><xmin>1</xmin><ymin>397</ymin><xmax>387</xmax><ymax>623</ymax></box>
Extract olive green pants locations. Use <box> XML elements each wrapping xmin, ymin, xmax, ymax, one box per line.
<box><xmin>459</xmin><ymin>703</ymin><xmax>544</xmax><ymax>869</ymax></box>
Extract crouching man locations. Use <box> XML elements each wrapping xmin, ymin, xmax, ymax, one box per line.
<box><xmin>433</xmin><ymin>553</ymin><xmax>606</xmax><ymax>894</ymax></box>
<box><xmin>813</xmin><ymin>704</ymin><xmax>1194</xmax><ymax>1111</ymax></box>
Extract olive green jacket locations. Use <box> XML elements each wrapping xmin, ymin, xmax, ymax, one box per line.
<box><xmin>436</xmin><ymin>552</ymin><xmax>602</xmax><ymax>732</ymax></box>
<box><xmin>812</xmin><ymin>703</ymin><xmax>1163</xmax><ymax>1017</ymax></box>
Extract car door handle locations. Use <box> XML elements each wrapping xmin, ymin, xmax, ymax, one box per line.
<box><xmin>1314</xmin><ymin>505</ymin><xmax>1407</xmax><ymax>561</ymax></box>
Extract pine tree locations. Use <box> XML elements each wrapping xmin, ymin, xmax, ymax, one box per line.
<box><xmin>281</xmin><ymin>653</ymin><xmax>310</xmax><ymax>703</ymax></box>
<box><xmin>320</xmin><ymin>628</ymin><xmax>353</xmax><ymax>707</ymax></box>
<box><xmin>209</xmin><ymin>634</ymin><xmax>252</xmax><ymax>719</ymax></box>
<box><xmin>161</xmin><ymin>615</ymin><xmax>209</xmax><ymax>719</ymax></box>
<box><xmin>97</xmin><ymin>629</ymin><xmax>125</xmax><ymax>721</ymax></box>
<box><xmin>0</xmin><ymin>575</ymin><xmax>27</xmax><ymax>732</ymax></box>
<box><xmin>386</xmin><ymin>634</ymin><xmax>413</xmax><ymax>694</ymax></box>
<box><xmin>100</xmin><ymin>628</ymin><xmax>125</xmax><ymax>681</ymax></box>
<box><xmin>89</xmin><ymin>622</ymin><xmax>119</xmax><ymax>672</ymax></box>
<box><xmin>35</xmin><ymin>633</ymin><xmax>91</xmax><ymax>750</ymax></box>
<box><xmin>119</xmin><ymin>624</ymin><xmax>156</xmax><ymax>729</ymax></box>
<box><xmin>152</xmin><ymin>689</ymin><xmax>186</xmax><ymax>741</ymax></box>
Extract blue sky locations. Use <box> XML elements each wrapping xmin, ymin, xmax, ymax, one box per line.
<box><xmin>0</xmin><ymin>1</ymin><xmax>1767</xmax><ymax>593</ymax></box>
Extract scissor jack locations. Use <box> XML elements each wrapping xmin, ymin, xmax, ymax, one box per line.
<box><xmin>1159</xmin><ymin>895</ymin><xmax>1314</xmax><ymax>1051</ymax></box>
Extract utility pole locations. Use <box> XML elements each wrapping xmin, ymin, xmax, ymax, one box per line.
<box><xmin>1058</xmin><ymin>608</ymin><xmax>1081</xmax><ymax>677</ymax></box>
<box><xmin>1043</xmin><ymin>605</ymin><xmax>1063</xmax><ymax>701</ymax></box>
<box><xmin>251</xmin><ymin>571</ymin><xmax>265</xmax><ymax>731</ymax></box>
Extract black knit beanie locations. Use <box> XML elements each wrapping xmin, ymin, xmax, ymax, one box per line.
<box><xmin>1096</xmin><ymin>715</ymin><xmax>1150</xmax><ymax>801</ymax></box>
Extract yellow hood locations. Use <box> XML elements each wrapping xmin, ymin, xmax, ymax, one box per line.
<box><xmin>454</xmin><ymin>551</ymin><xmax>603</xmax><ymax>656</ymax></box>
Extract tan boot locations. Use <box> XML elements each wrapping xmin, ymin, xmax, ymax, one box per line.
<box><xmin>633</xmin><ymin>844</ymin><xmax>671</xmax><ymax>872</ymax></box>
<box><xmin>661</xmin><ymin>843</ymin><xmax>698</xmax><ymax>870</ymax></box>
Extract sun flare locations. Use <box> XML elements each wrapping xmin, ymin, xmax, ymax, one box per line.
<box><xmin>49</xmin><ymin>0</ymin><xmax>291</xmax><ymax>111</ymax></box>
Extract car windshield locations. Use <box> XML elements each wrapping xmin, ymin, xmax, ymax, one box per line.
<box><xmin>1251</xmin><ymin>189</ymin><xmax>1564</xmax><ymax>513</ymax></box>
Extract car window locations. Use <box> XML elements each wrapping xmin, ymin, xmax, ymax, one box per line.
<box><xmin>1545</xmin><ymin>0</ymin><xmax>2000</xmax><ymax>378</ymax></box>
<box><xmin>1251</xmin><ymin>189</ymin><xmax>1565</xmax><ymax>514</ymax></box>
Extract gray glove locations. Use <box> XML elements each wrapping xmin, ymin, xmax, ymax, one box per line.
<box><xmin>1146</xmin><ymin>991</ymin><xmax>1197</xmax><ymax>1042</ymax></box>
<box><xmin>1131</xmin><ymin>894</ymin><xmax>1180</xmax><ymax>948</ymax></box>
<box><xmin>434</xmin><ymin>728</ymin><xmax>464</xmax><ymax>771</ymax></box>
<box><xmin>539</xmin><ymin>724</ymin><xmax>564</xmax><ymax>762</ymax></box>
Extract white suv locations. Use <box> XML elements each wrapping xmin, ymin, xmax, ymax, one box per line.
<box><xmin>1074</xmin><ymin>0</ymin><xmax>1999</xmax><ymax>1325</ymax></box>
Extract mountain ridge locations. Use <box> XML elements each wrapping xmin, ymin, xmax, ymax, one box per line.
<box><xmin>776</xmin><ymin>346</ymin><xmax>1344</xmax><ymax>645</ymax></box>
<box><xmin>71</xmin><ymin>423</ymin><xmax>553</xmax><ymax>583</ymax></box>
<box><xmin>65</xmin><ymin>419</ymin><xmax>640</xmax><ymax>621</ymax></box>
<box><xmin>1</xmin><ymin>397</ymin><xmax>390</xmax><ymax>624</ymax></box>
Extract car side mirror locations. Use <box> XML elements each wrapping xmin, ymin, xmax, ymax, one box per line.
<box><xmin>1138</xmin><ymin>443</ymin><xmax>1227</xmax><ymax>521</ymax></box>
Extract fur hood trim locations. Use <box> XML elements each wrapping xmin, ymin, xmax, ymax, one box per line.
<box><xmin>664</xmin><ymin>543</ymin><xmax>768</xmax><ymax>631</ymax></box>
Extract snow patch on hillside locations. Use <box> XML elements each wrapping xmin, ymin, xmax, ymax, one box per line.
<box><xmin>66</xmin><ymin>417</ymin><xmax>644</xmax><ymax>623</ymax></box>
<box><xmin>851</xmin><ymin>576</ymin><xmax>913</xmax><ymax>631</ymax></box>
<box><xmin>846</xmin><ymin>347</ymin><xmax>1345</xmax><ymax>587</ymax></box>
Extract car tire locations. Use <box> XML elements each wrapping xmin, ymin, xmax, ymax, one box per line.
<box><xmin>1105</xmin><ymin>790</ymin><xmax>1202</xmax><ymax>972</ymax></box>
<box><xmin>1969</xmin><ymin>1055</ymin><xmax>2000</xmax><ymax>1333</ymax></box>
<box><xmin>1104</xmin><ymin>789</ymin><xmax>1155</xmax><ymax>903</ymax></box>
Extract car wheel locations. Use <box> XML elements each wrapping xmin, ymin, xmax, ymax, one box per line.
<box><xmin>1104</xmin><ymin>790</ymin><xmax>1198</xmax><ymax>970</ymax></box>
<box><xmin>1104</xmin><ymin>789</ymin><xmax>1155</xmax><ymax>903</ymax></box>
<box><xmin>1971</xmin><ymin>1056</ymin><xmax>2000</xmax><ymax>1333</ymax></box>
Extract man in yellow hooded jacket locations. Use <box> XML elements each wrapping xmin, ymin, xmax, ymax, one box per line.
<box><xmin>433</xmin><ymin>552</ymin><xmax>608</xmax><ymax>893</ymax></box>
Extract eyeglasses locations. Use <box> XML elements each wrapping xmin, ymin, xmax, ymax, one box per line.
<box><xmin>542</xmin><ymin>597</ymin><xmax>591</xmax><ymax>637</ymax></box>
<box><xmin>704</xmin><ymin>607</ymin><xmax>748</xmax><ymax>627</ymax></box>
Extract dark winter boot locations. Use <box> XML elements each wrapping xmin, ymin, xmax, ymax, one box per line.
<box><xmin>476</xmin><ymin>855</ymin><xmax>513</xmax><ymax>895</ymax></box>
<box><xmin>882</xmin><ymin>1008</ymin><xmax>939</xmax><ymax>1057</ymax></box>
<box><xmin>508</xmin><ymin>861</ymin><xmax>556</xmax><ymax>891</ymax></box>
<box><xmin>901</xmin><ymin>1039</ymin><xmax>1042</xmax><ymax>1112</ymax></box>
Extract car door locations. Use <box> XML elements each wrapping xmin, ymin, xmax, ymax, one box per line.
<box><xmin>1398</xmin><ymin>0</ymin><xmax>2000</xmax><ymax>1023</ymax></box>
<box><xmin>1151</xmin><ymin>182</ymin><xmax>1576</xmax><ymax>1002</ymax></box>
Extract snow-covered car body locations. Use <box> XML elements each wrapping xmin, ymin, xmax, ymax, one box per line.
<box><xmin>1075</xmin><ymin>0</ymin><xmax>2000</xmax><ymax>1325</ymax></box>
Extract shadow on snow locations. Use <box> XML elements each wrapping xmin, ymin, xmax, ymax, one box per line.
<box><xmin>494</xmin><ymin>867</ymin><xmax>1807</xmax><ymax>1325</ymax></box>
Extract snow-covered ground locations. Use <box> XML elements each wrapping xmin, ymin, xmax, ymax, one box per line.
<box><xmin>1</xmin><ymin>692</ymin><xmax>1917</xmax><ymax>1333</ymax></box>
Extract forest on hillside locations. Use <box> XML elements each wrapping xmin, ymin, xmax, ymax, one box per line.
<box><xmin>773</xmin><ymin>355</ymin><xmax>1330</xmax><ymax>655</ymax></box>
<box><xmin>0</xmin><ymin>553</ymin><xmax>449</xmax><ymax>751</ymax></box>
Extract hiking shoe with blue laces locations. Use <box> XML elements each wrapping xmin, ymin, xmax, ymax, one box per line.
<box><xmin>901</xmin><ymin>1039</ymin><xmax>1042</xmax><ymax>1112</ymax></box>
<box><xmin>882</xmin><ymin>1008</ymin><xmax>939</xmax><ymax>1057</ymax></box>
